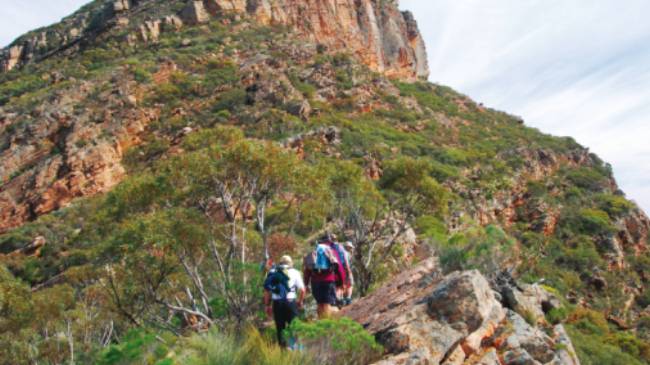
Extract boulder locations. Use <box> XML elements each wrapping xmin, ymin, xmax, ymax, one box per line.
<box><xmin>1</xmin><ymin>45</ymin><xmax>24</xmax><ymax>72</ymax></box>
<box><xmin>553</xmin><ymin>325</ymin><xmax>581</xmax><ymax>365</ymax></box>
<box><xmin>503</xmin><ymin>348</ymin><xmax>542</xmax><ymax>365</ymax></box>
<box><xmin>472</xmin><ymin>348</ymin><xmax>501</xmax><ymax>365</ymax></box>
<box><xmin>138</xmin><ymin>20</ymin><xmax>162</xmax><ymax>42</ymax></box>
<box><xmin>503</xmin><ymin>310</ymin><xmax>556</xmax><ymax>364</ymax></box>
<box><xmin>427</xmin><ymin>270</ymin><xmax>503</xmax><ymax>333</ymax></box>
<box><xmin>180</xmin><ymin>0</ymin><xmax>210</xmax><ymax>25</ymax></box>
<box><xmin>502</xmin><ymin>283</ymin><xmax>561</xmax><ymax>324</ymax></box>
<box><xmin>343</xmin><ymin>260</ymin><xmax>581</xmax><ymax>365</ymax></box>
<box><xmin>113</xmin><ymin>0</ymin><xmax>130</xmax><ymax>12</ymax></box>
<box><xmin>286</xmin><ymin>99</ymin><xmax>312</xmax><ymax>121</ymax></box>
<box><xmin>162</xmin><ymin>15</ymin><xmax>184</xmax><ymax>31</ymax></box>
<box><xmin>204</xmin><ymin>0</ymin><xmax>247</xmax><ymax>15</ymax></box>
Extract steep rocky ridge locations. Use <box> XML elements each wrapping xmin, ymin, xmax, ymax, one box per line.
<box><xmin>344</xmin><ymin>258</ymin><xmax>581</xmax><ymax>365</ymax></box>
<box><xmin>449</xmin><ymin>147</ymin><xmax>650</xmax><ymax>269</ymax></box>
<box><xmin>1</xmin><ymin>0</ymin><xmax>428</xmax><ymax>80</ymax></box>
<box><xmin>0</xmin><ymin>0</ymin><xmax>428</xmax><ymax>233</ymax></box>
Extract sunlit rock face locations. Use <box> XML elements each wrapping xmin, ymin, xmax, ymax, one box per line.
<box><xmin>241</xmin><ymin>0</ymin><xmax>429</xmax><ymax>80</ymax></box>
<box><xmin>343</xmin><ymin>259</ymin><xmax>581</xmax><ymax>365</ymax></box>
<box><xmin>1</xmin><ymin>0</ymin><xmax>429</xmax><ymax>81</ymax></box>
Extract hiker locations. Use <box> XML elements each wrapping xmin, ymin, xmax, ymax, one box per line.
<box><xmin>303</xmin><ymin>234</ymin><xmax>347</xmax><ymax>318</ymax></box>
<box><xmin>263</xmin><ymin>255</ymin><xmax>305</xmax><ymax>347</ymax></box>
<box><xmin>325</xmin><ymin>235</ymin><xmax>352</xmax><ymax>308</ymax></box>
<box><xmin>342</xmin><ymin>241</ymin><xmax>355</xmax><ymax>306</ymax></box>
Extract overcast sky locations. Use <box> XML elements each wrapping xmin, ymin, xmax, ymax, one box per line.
<box><xmin>1</xmin><ymin>0</ymin><xmax>648</xmax><ymax>212</ymax></box>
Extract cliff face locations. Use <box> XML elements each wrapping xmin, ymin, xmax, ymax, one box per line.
<box><xmin>0</xmin><ymin>75</ymin><xmax>155</xmax><ymax>233</ymax></box>
<box><xmin>0</xmin><ymin>0</ymin><xmax>428</xmax><ymax>233</ymax></box>
<box><xmin>1</xmin><ymin>0</ymin><xmax>428</xmax><ymax>80</ymax></box>
<box><xmin>242</xmin><ymin>0</ymin><xmax>429</xmax><ymax>80</ymax></box>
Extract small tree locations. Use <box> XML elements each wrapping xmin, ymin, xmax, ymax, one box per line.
<box><xmin>329</xmin><ymin>157</ymin><xmax>448</xmax><ymax>295</ymax></box>
<box><xmin>104</xmin><ymin>127</ymin><xmax>329</xmax><ymax>326</ymax></box>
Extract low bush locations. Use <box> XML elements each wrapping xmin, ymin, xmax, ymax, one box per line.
<box><xmin>545</xmin><ymin>306</ymin><xmax>569</xmax><ymax>325</ymax></box>
<box><xmin>212</xmin><ymin>87</ymin><xmax>247</xmax><ymax>113</ymax></box>
<box><xmin>96</xmin><ymin>329</ymin><xmax>173</xmax><ymax>365</ymax></box>
<box><xmin>565</xmin><ymin>167</ymin><xmax>607</xmax><ymax>191</ymax></box>
<box><xmin>438</xmin><ymin>225</ymin><xmax>516</xmax><ymax>276</ymax></box>
<box><xmin>567</xmin><ymin>325</ymin><xmax>644</xmax><ymax>365</ymax></box>
<box><xmin>288</xmin><ymin>318</ymin><xmax>383</xmax><ymax>365</ymax></box>
<box><xmin>596</xmin><ymin>193</ymin><xmax>634</xmax><ymax>217</ymax></box>
<box><xmin>177</xmin><ymin>328</ymin><xmax>308</xmax><ymax>365</ymax></box>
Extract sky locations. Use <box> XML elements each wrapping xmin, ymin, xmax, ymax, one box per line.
<box><xmin>400</xmin><ymin>0</ymin><xmax>650</xmax><ymax>212</ymax></box>
<box><xmin>0</xmin><ymin>1</ymin><xmax>88</xmax><ymax>46</ymax></box>
<box><xmin>1</xmin><ymin>0</ymin><xmax>648</xmax><ymax>212</ymax></box>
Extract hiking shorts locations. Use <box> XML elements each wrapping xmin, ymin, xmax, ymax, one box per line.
<box><xmin>311</xmin><ymin>281</ymin><xmax>337</xmax><ymax>305</ymax></box>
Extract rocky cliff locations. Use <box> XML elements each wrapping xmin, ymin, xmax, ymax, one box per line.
<box><xmin>1</xmin><ymin>0</ymin><xmax>428</xmax><ymax>80</ymax></box>
<box><xmin>0</xmin><ymin>0</ymin><xmax>428</xmax><ymax>233</ymax></box>
<box><xmin>344</xmin><ymin>258</ymin><xmax>581</xmax><ymax>365</ymax></box>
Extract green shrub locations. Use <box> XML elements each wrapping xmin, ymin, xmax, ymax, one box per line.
<box><xmin>577</xmin><ymin>209</ymin><xmax>616</xmax><ymax>235</ymax></box>
<box><xmin>546</xmin><ymin>306</ymin><xmax>569</xmax><ymax>325</ymax></box>
<box><xmin>0</xmin><ymin>74</ymin><xmax>48</xmax><ymax>105</ymax></box>
<box><xmin>213</xmin><ymin>87</ymin><xmax>247</xmax><ymax>112</ymax></box>
<box><xmin>596</xmin><ymin>194</ymin><xmax>634</xmax><ymax>217</ymax></box>
<box><xmin>133</xmin><ymin>67</ymin><xmax>152</xmax><ymax>83</ymax></box>
<box><xmin>96</xmin><ymin>329</ymin><xmax>172</xmax><ymax>365</ymax></box>
<box><xmin>638</xmin><ymin>316</ymin><xmax>650</xmax><ymax>338</ymax></box>
<box><xmin>568</xmin><ymin>308</ymin><xmax>609</xmax><ymax>336</ymax></box>
<box><xmin>415</xmin><ymin>215</ymin><xmax>447</xmax><ymax>243</ymax></box>
<box><xmin>204</xmin><ymin>60</ymin><xmax>239</xmax><ymax>89</ymax></box>
<box><xmin>567</xmin><ymin>326</ymin><xmax>645</xmax><ymax>365</ymax></box>
<box><xmin>288</xmin><ymin>74</ymin><xmax>317</xmax><ymax>99</ymax></box>
<box><xmin>335</xmin><ymin>69</ymin><xmax>354</xmax><ymax>90</ymax></box>
<box><xmin>437</xmin><ymin>225</ymin><xmax>516</xmax><ymax>275</ymax></box>
<box><xmin>122</xmin><ymin>138</ymin><xmax>170</xmax><ymax>172</ymax></box>
<box><xmin>151</xmin><ymin>82</ymin><xmax>182</xmax><ymax>104</ymax></box>
<box><xmin>565</xmin><ymin>167</ymin><xmax>607</xmax><ymax>191</ymax></box>
<box><xmin>177</xmin><ymin>328</ymin><xmax>309</xmax><ymax>365</ymax></box>
<box><xmin>551</xmin><ymin>235</ymin><xmax>603</xmax><ymax>272</ymax></box>
<box><xmin>80</xmin><ymin>47</ymin><xmax>122</xmax><ymax>71</ymax></box>
<box><xmin>288</xmin><ymin>318</ymin><xmax>383</xmax><ymax>365</ymax></box>
<box><xmin>607</xmin><ymin>332</ymin><xmax>650</xmax><ymax>362</ymax></box>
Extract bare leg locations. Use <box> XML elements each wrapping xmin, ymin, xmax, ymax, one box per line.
<box><xmin>317</xmin><ymin>304</ymin><xmax>329</xmax><ymax>319</ymax></box>
<box><xmin>345</xmin><ymin>285</ymin><xmax>353</xmax><ymax>301</ymax></box>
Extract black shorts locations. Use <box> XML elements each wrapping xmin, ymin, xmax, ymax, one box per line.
<box><xmin>312</xmin><ymin>281</ymin><xmax>337</xmax><ymax>305</ymax></box>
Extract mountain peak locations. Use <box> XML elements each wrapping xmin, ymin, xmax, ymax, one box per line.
<box><xmin>0</xmin><ymin>0</ymin><xmax>429</xmax><ymax>80</ymax></box>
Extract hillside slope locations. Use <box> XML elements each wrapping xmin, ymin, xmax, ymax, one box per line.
<box><xmin>1</xmin><ymin>1</ymin><xmax>649</xmax><ymax>364</ymax></box>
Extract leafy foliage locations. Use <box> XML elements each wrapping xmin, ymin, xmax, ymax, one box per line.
<box><xmin>288</xmin><ymin>318</ymin><xmax>383</xmax><ymax>365</ymax></box>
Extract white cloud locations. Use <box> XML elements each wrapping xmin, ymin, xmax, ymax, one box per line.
<box><xmin>401</xmin><ymin>0</ymin><xmax>650</xmax><ymax>212</ymax></box>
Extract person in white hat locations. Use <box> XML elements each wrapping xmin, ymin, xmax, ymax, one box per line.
<box><xmin>263</xmin><ymin>255</ymin><xmax>305</xmax><ymax>346</ymax></box>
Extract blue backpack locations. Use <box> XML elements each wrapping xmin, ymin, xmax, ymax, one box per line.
<box><xmin>264</xmin><ymin>267</ymin><xmax>291</xmax><ymax>300</ymax></box>
<box><xmin>315</xmin><ymin>244</ymin><xmax>332</xmax><ymax>271</ymax></box>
